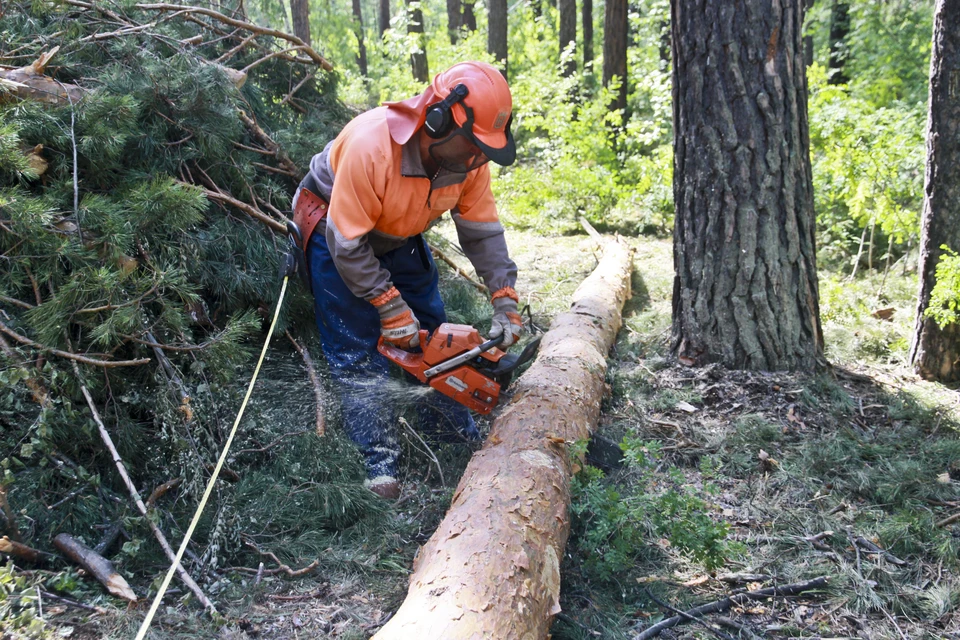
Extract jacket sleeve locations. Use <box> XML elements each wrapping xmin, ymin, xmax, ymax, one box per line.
<box><xmin>452</xmin><ymin>165</ymin><xmax>518</xmax><ymax>293</ymax></box>
<box><xmin>324</xmin><ymin>127</ymin><xmax>394</xmax><ymax>301</ymax></box>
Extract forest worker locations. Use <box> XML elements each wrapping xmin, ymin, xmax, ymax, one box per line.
<box><xmin>291</xmin><ymin>60</ymin><xmax>524</xmax><ymax>500</ymax></box>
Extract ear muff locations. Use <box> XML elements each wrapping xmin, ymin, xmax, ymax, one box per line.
<box><xmin>424</xmin><ymin>84</ymin><xmax>469</xmax><ymax>139</ymax></box>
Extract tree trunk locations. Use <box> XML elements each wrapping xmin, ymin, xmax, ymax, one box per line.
<box><xmin>671</xmin><ymin>0</ymin><xmax>823</xmax><ymax>371</ymax></box>
<box><xmin>372</xmin><ymin>240</ymin><xmax>634</xmax><ymax>639</ymax></box>
<box><xmin>910</xmin><ymin>0</ymin><xmax>960</xmax><ymax>383</ymax></box>
<box><xmin>290</xmin><ymin>0</ymin><xmax>311</xmax><ymax>46</ymax></box>
<box><xmin>488</xmin><ymin>0</ymin><xmax>508</xmax><ymax>77</ymax></box>
<box><xmin>407</xmin><ymin>0</ymin><xmax>429</xmax><ymax>82</ymax></box>
<box><xmin>602</xmin><ymin>0</ymin><xmax>628</xmax><ymax>121</ymax></box>
<box><xmin>379</xmin><ymin>0</ymin><xmax>391</xmax><ymax>36</ymax></box>
<box><xmin>582</xmin><ymin>0</ymin><xmax>593</xmax><ymax>70</ymax></box>
<box><xmin>462</xmin><ymin>0</ymin><xmax>477</xmax><ymax>32</ymax></box>
<box><xmin>559</xmin><ymin>0</ymin><xmax>577</xmax><ymax>76</ymax></box>
<box><xmin>352</xmin><ymin>0</ymin><xmax>368</xmax><ymax>76</ymax></box>
<box><xmin>447</xmin><ymin>0</ymin><xmax>462</xmax><ymax>44</ymax></box>
<box><xmin>828</xmin><ymin>0</ymin><xmax>849</xmax><ymax>84</ymax></box>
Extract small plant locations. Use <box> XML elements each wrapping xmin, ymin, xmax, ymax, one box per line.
<box><xmin>925</xmin><ymin>246</ymin><xmax>960</xmax><ymax>329</ymax></box>
<box><xmin>0</xmin><ymin>561</ymin><xmax>49</xmax><ymax>638</ymax></box>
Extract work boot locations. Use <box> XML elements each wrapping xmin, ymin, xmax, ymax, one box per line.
<box><xmin>366</xmin><ymin>476</ymin><xmax>401</xmax><ymax>500</ymax></box>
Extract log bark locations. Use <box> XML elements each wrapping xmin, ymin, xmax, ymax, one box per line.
<box><xmin>54</xmin><ymin>533</ymin><xmax>138</xmax><ymax>601</ymax></box>
<box><xmin>671</xmin><ymin>0</ymin><xmax>823</xmax><ymax>371</ymax></box>
<box><xmin>373</xmin><ymin>240</ymin><xmax>634</xmax><ymax>639</ymax></box>
<box><xmin>910</xmin><ymin>0</ymin><xmax>960</xmax><ymax>383</ymax></box>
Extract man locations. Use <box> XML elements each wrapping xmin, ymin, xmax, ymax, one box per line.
<box><xmin>292</xmin><ymin>61</ymin><xmax>524</xmax><ymax>499</ymax></box>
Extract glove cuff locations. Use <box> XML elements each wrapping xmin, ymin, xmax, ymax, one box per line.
<box><xmin>370</xmin><ymin>286</ymin><xmax>401</xmax><ymax>307</ymax></box>
<box><xmin>491</xmin><ymin>286</ymin><xmax>519</xmax><ymax>303</ymax></box>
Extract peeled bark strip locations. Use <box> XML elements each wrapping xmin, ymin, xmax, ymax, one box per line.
<box><xmin>373</xmin><ymin>240</ymin><xmax>634</xmax><ymax>639</ymax></box>
<box><xmin>54</xmin><ymin>533</ymin><xmax>138</xmax><ymax>601</ymax></box>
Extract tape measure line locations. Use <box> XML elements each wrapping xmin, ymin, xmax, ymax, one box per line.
<box><xmin>135</xmin><ymin>276</ymin><xmax>290</xmax><ymax>639</ymax></box>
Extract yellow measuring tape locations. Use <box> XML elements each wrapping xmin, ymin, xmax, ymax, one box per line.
<box><xmin>135</xmin><ymin>276</ymin><xmax>289</xmax><ymax>639</ymax></box>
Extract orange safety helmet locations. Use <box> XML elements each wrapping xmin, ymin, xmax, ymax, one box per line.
<box><xmin>384</xmin><ymin>61</ymin><xmax>516</xmax><ymax>168</ymax></box>
<box><xmin>424</xmin><ymin>61</ymin><xmax>516</xmax><ymax>167</ymax></box>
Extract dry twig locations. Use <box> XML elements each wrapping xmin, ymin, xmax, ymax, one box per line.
<box><xmin>285</xmin><ymin>330</ymin><xmax>326</xmax><ymax>436</ymax></box>
<box><xmin>427</xmin><ymin>243</ymin><xmax>488</xmax><ymax>294</ymax></box>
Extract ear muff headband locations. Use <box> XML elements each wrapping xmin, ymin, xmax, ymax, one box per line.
<box><xmin>424</xmin><ymin>84</ymin><xmax>469</xmax><ymax>139</ymax></box>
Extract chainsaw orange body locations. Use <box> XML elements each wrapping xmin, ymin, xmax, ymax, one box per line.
<box><xmin>377</xmin><ymin>323</ymin><xmax>540</xmax><ymax>415</ymax></box>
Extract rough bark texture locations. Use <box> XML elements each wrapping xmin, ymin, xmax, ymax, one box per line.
<box><xmin>379</xmin><ymin>0</ymin><xmax>390</xmax><ymax>36</ymax></box>
<box><xmin>406</xmin><ymin>0</ymin><xmax>429</xmax><ymax>82</ymax></box>
<box><xmin>447</xmin><ymin>0</ymin><xmax>462</xmax><ymax>44</ymax></box>
<box><xmin>910</xmin><ymin>0</ymin><xmax>960</xmax><ymax>382</ymax></box>
<box><xmin>671</xmin><ymin>0</ymin><xmax>823</xmax><ymax>371</ymax></box>
<box><xmin>559</xmin><ymin>0</ymin><xmax>576</xmax><ymax>76</ymax></box>
<box><xmin>462</xmin><ymin>0</ymin><xmax>477</xmax><ymax>32</ymax></box>
<box><xmin>372</xmin><ymin>241</ymin><xmax>634</xmax><ymax>639</ymax></box>
<box><xmin>582</xmin><ymin>0</ymin><xmax>593</xmax><ymax>69</ymax></box>
<box><xmin>290</xmin><ymin>0</ymin><xmax>311</xmax><ymax>46</ymax></box>
<box><xmin>488</xmin><ymin>0</ymin><xmax>508</xmax><ymax>77</ymax></box>
<box><xmin>352</xmin><ymin>0</ymin><xmax>368</xmax><ymax>76</ymax></box>
<box><xmin>602</xmin><ymin>0</ymin><xmax>627</xmax><ymax>118</ymax></box>
<box><xmin>827</xmin><ymin>0</ymin><xmax>849</xmax><ymax>84</ymax></box>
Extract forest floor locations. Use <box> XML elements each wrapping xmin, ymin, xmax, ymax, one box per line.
<box><xmin>9</xmin><ymin>222</ymin><xmax>960</xmax><ymax>640</ymax></box>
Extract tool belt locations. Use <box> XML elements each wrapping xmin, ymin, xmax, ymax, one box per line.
<box><xmin>292</xmin><ymin>187</ymin><xmax>329</xmax><ymax>252</ymax></box>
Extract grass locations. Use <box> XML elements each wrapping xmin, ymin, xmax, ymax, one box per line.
<box><xmin>4</xmin><ymin>225</ymin><xmax>960</xmax><ymax>639</ymax></box>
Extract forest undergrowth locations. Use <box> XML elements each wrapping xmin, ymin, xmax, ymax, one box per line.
<box><xmin>3</xmin><ymin>224</ymin><xmax>958</xmax><ymax>639</ymax></box>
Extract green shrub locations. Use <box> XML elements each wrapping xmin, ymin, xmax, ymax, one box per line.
<box><xmin>925</xmin><ymin>246</ymin><xmax>960</xmax><ymax>329</ymax></box>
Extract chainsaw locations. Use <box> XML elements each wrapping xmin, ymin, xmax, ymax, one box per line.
<box><xmin>377</xmin><ymin>323</ymin><xmax>542</xmax><ymax>415</ymax></box>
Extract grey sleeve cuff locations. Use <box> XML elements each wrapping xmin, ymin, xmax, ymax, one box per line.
<box><xmin>452</xmin><ymin>212</ymin><xmax>518</xmax><ymax>293</ymax></box>
<box><xmin>326</xmin><ymin>218</ymin><xmax>393</xmax><ymax>301</ymax></box>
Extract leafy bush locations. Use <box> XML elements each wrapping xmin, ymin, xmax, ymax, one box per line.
<box><xmin>925</xmin><ymin>246</ymin><xmax>960</xmax><ymax>329</ymax></box>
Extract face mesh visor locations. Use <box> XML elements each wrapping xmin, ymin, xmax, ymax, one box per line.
<box><xmin>428</xmin><ymin>128</ymin><xmax>490</xmax><ymax>174</ymax></box>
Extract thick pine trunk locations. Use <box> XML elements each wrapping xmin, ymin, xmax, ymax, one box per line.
<box><xmin>379</xmin><ymin>0</ymin><xmax>391</xmax><ymax>36</ymax></box>
<box><xmin>559</xmin><ymin>0</ymin><xmax>576</xmax><ymax>76</ymax></box>
<box><xmin>447</xmin><ymin>0</ymin><xmax>462</xmax><ymax>44</ymax></box>
<box><xmin>352</xmin><ymin>0</ymin><xmax>368</xmax><ymax>76</ymax></box>
<box><xmin>671</xmin><ymin>0</ymin><xmax>823</xmax><ymax>371</ymax></box>
<box><xmin>290</xmin><ymin>0</ymin><xmax>311</xmax><ymax>46</ymax></box>
<box><xmin>602</xmin><ymin>0</ymin><xmax>627</xmax><ymax>119</ymax></box>
<box><xmin>406</xmin><ymin>0</ymin><xmax>429</xmax><ymax>82</ymax></box>
<box><xmin>910</xmin><ymin>0</ymin><xmax>960</xmax><ymax>383</ymax></box>
<box><xmin>488</xmin><ymin>0</ymin><xmax>508</xmax><ymax>76</ymax></box>
<box><xmin>828</xmin><ymin>0</ymin><xmax>849</xmax><ymax>84</ymax></box>
<box><xmin>372</xmin><ymin>241</ymin><xmax>634</xmax><ymax>639</ymax></box>
<box><xmin>462</xmin><ymin>0</ymin><xmax>477</xmax><ymax>32</ymax></box>
<box><xmin>581</xmin><ymin>0</ymin><xmax>593</xmax><ymax>71</ymax></box>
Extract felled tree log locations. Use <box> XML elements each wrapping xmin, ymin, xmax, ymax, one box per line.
<box><xmin>54</xmin><ymin>533</ymin><xmax>138</xmax><ymax>601</ymax></box>
<box><xmin>0</xmin><ymin>536</ymin><xmax>52</xmax><ymax>563</ymax></box>
<box><xmin>373</xmin><ymin>239</ymin><xmax>634</xmax><ymax>639</ymax></box>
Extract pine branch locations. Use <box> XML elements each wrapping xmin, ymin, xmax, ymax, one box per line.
<box><xmin>0</xmin><ymin>319</ymin><xmax>150</xmax><ymax>367</ymax></box>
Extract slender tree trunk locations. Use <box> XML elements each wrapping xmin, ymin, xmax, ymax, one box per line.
<box><xmin>407</xmin><ymin>0</ymin><xmax>429</xmax><ymax>82</ymax></box>
<box><xmin>290</xmin><ymin>0</ymin><xmax>311</xmax><ymax>46</ymax></box>
<box><xmin>447</xmin><ymin>0</ymin><xmax>462</xmax><ymax>43</ymax></box>
<box><xmin>582</xmin><ymin>0</ymin><xmax>593</xmax><ymax>70</ymax></box>
<box><xmin>352</xmin><ymin>0</ymin><xmax>368</xmax><ymax>75</ymax></box>
<box><xmin>372</xmin><ymin>240</ymin><xmax>634</xmax><ymax>639</ymax></box>
<box><xmin>488</xmin><ymin>0</ymin><xmax>508</xmax><ymax>77</ymax></box>
<box><xmin>671</xmin><ymin>0</ymin><xmax>823</xmax><ymax>371</ymax></box>
<box><xmin>911</xmin><ymin>0</ymin><xmax>960</xmax><ymax>382</ymax></box>
<box><xmin>462</xmin><ymin>0</ymin><xmax>477</xmax><ymax>31</ymax></box>
<box><xmin>602</xmin><ymin>0</ymin><xmax>628</xmax><ymax>121</ymax></box>
<box><xmin>379</xmin><ymin>0</ymin><xmax>391</xmax><ymax>36</ymax></box>
<box><xmin>559</xmin><ymin>0</ymin><xmax>577</xmax><ymax>76</ymax></box>
<box><xmin>828</xmin><ymin>0</ymin><xmax>850</xmax><ymax>84</ymax></box>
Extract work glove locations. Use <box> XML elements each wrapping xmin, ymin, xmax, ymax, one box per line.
<box><xmin>489</xmin><ymin>287</ymin><xmax>524</xmax><ymax>348</ymax></box>
<box><xmin>372</xmin><ymin>287</ymin><xmax>420</xmax><ymax>349</ymax></box>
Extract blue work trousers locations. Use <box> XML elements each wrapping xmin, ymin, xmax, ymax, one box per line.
<box><xmin>308</xmin><ymin>229</ymin><xmax>478</xmax><ymax>480</ymax></box>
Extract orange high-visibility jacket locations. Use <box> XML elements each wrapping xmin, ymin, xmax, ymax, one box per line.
<box><xmin>301</xmin><ymin>105</ymin><xmax>517</xmax><ymax>302</ymax></box>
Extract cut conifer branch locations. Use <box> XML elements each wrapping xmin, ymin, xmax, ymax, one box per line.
<box><xmin>427</xmin><ymin>243</ymin><xmax>488</xmax><ymax>294</ymax></box>
<box><xmin>373</xmin><ymin>239</ymin><xmax>634</xmax><ymax>639</ymax></box>
<box><xmin>0</xmin><ymin>320</ymin><xmax>150</xmax><ymax>367</ymax></box>
<box><xmin>54</xmin><ymin>533</ymin><xmax>137</xmax><ymax>601</ymax></box>
<box><xmin>285</xmin><ymin>330</ymin><xmax>326</xmax><ymax>437</ymax></box>
<box><xmin>71</xmin><ymin>359</ymin><xmax>216</xmax><ymax>612</ymax></box>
